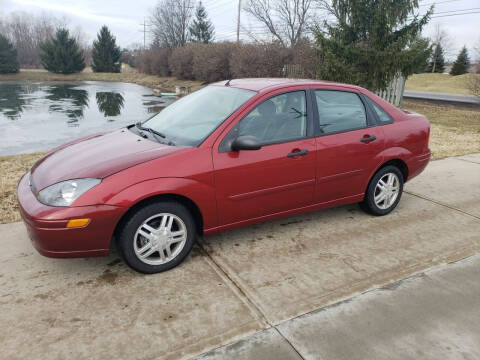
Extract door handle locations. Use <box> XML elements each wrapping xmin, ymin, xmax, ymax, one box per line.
<box><xmin>287</xmin><ymin>149</ymin><xmax>309</xmax><ymax>158</ymax></box>
<box><xmin>360</xmin><ymin>135</ymin><xmax>377</xmax><ymax>143</ymax></box>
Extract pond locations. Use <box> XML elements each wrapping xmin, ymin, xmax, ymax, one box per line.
<box><xmin>0</xmin><ymin>81</ymin><xmax>176</xmax><ymax>155</ymax></box>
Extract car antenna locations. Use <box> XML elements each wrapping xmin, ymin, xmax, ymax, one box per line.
<box><xmin>225</xmin><ymin>79</ymin><xmax>232</xmax><ymax>86</ymax></box>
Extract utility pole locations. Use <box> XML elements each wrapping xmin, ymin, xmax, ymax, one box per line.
<box><xmin>140</xmin><ymin>18</ymin><xmax>150</xmax><ymax>49</ymax></box>
<box><xmin>237</xmin><ymin>0</ymin><xmax>242</xmax><ymax>43</ymax></box>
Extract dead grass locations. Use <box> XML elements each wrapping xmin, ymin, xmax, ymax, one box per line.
<box><xmin>402</xmin><ymin>100</ymin><xmax>480</xmax><ymax>160</ymax></box>
<box><xmin>405</xmin><ymin>73</ymin><xmax>480</xmax><ymax>95</ymax></box>
<box><xmin>0</xmin><ymin>67</ymin><xmax>203</xmax><ymax>92</ymax></box>
<box><xmin>1</xmin><ymin>99</ymin><xmax>478</xmax><ymax>225</ymax></box>
<box><xmin>0</xmin><ymin>153</ymin><xmax>45</xmax><ymax>224</ymax></box>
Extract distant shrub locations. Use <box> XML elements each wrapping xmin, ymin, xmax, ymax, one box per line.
<box><xmin>230</xmin><ymin>43</ymin><xmax>292</xmax><ymax>78</ymax></box>
<box><xmin>169</xmin><ymin>44</ymin><xmax>198</xmax><ymax>80</ymax></box>
<box><xmin>121</xmin><ymin>49</ymin><xmax>138</xmax><ymax>68</ymax></box>
<box><xmin>138</xmin><ymin>48</ymin><xmax>170</xmax><ymax>76</ymax></box>
<box><xmin>137</xmin><ymin>41</ymin><xmax>319</xmax><ymax>82</ymax></box>
<box><xmin>293</xmin><ymin>43</ymin><xmax>318</xmax><ymax>79</ymax></box>
<box><xmin>192</xmin><ymin>42</ymin><xmax>234</xmax><ymax>82</ymax></box>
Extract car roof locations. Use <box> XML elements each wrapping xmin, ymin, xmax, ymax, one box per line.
<box><xmin>211</xmin><ymin>78</ymin><xmax>364</xmax><ymax>93</ymax></box>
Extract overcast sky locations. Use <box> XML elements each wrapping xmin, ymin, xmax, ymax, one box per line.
<box><xmin>1</xmin><ymin>0</ymin><xmax>479</xmax><ymax>60</ymax></box>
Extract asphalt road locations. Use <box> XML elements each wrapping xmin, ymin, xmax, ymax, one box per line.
<box><xmin>1</xmin><ymin>153</ymin><xmax>480</xmax><ymax>360</ymax></box>
<box><xmin>403</xmin><ymin>90</ymin><xmax>480</xmax><ymax>105</ymax></box>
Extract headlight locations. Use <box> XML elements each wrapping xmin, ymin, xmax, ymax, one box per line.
<box><xmin>37</xmin><ymin>178</ymin><xmax>101</xmax><ymax>207</ymax></box>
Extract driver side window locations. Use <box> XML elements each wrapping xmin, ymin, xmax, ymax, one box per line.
<box><xmin>220</xmin><ymin>91</ymin><xmax>307</xmax><ymax>152</ymax></box>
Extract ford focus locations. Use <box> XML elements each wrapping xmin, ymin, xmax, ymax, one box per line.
<box><xmin>17</xmin><ymin>79</ymin><xmax>431</xmax><ymax>273</ymax></box>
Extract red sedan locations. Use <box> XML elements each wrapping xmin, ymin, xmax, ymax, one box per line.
<box><xmin>17</xmin><ymin>79</ymin><xmax>431</xmax><ymax>273</ymax></box>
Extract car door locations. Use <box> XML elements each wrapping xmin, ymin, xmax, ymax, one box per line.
<box><xmin>212</xmin><ymin>90</ymin><xmax>316</xmax><ymax>226</ymax></box>
<box><xmin>312</xmin><ymin>89</ymin><xmax>385</xmax><ymax>203</ymax></box>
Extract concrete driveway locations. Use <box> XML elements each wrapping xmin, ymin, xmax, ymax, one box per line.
<box><xmin>1</xmin><ymin>154</ymin><xmax>479</xmax><ymax>360</ymax></box>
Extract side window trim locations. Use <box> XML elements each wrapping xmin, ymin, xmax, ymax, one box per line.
<box><xmin>311</xmin><ymin>89</ymin><xmax>376</xmax><ymax>137</ymax></box>
<box><xmin>219</xmin><ymin>89</ymin><xmax>313</xmax><ymax>153</ymax></box>
<box><xmin>361</xmin><ymin>95</ymin><xmax>394</xmax><ymax>125</ymax></box>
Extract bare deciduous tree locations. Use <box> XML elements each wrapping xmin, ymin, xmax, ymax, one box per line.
<box><xmin>0</xmin><ymin>12</ymin><xmax>65</xmax><ymax>68</ymax></box>
<box><xmin>243</xmin><ymin>0</ymin><xmax>314</xmax><ymax>48</ymax></box>
<box><xmin>150</xmin><ymin>0</ymin><xmax>194</xmax><ymax>49</ymax></box>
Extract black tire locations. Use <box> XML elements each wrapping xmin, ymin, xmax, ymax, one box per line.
<box><xmin>360</xmin><ymin>165</ymin><xmax>404</xmax><ymax>216</ymax></box>
<box><xmin>117</xmin><ymin>201</ymin><xmax>196</xmax><ymax>274</ymax></box>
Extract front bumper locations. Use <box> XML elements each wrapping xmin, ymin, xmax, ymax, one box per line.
<box><xmin>17</xmin><ymin>173</ymin><xmax>126</xmax><ymax>258</ymax></box>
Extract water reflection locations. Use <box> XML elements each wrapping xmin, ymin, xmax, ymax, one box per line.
<box><xmin>143</xmin><ymin>99</ymin><xmax>166</xmax><ymax>114</ymax></box>
<box><xmin>0</xmin><ymin>83</ymin><xmax>36</xmax><ymax>120</ymax></box>
<box><xmin>45</xmin><ymin>85</ymin><xmax>89</xmax><ymax>125</ymax></box>
<box><xmin>0</xmin><ymin>81</ymin><xmax>176</xmax><ymax>155</ymax></box>
<box><xmin>96</xmin><ymin>92</ymin><xmax>125</xmax><ymax>117</ymax></box>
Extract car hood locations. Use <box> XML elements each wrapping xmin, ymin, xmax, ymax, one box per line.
<box><xmin>31</xmin><ymin>128</ymin><xmax>185</xmax><ymax>190</ymax></box>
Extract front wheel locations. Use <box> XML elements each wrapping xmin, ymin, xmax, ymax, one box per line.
<box><xmin>361</xmin><ymin>165</ymin><xmax>404</xmax><ymax>216</ymax></box>
<box><xmin>117</xmin><ymin>201</ymin><xmax>196</xmax><ymax>274</ymax></box>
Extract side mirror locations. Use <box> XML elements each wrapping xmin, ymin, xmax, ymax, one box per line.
<box><xmin>231</xmin><ymin>135</ymin><xmax>262</xmax><ymax>151</ymax></box>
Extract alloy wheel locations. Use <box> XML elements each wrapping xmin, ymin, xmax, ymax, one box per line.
<box><xmin>133</xmin><ymin>213</ymin><xmax>187</xmax><ymax>265</ymax></box>
<box><xmin>374</xmin><ymin>172</ymin><xmax>400</xmax><ymax>210</ymax></box>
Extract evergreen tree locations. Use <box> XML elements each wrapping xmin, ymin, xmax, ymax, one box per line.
<box><xmin>450</xmin><ymin>46</ymin><xmax>470</xmax><ymax>75</ymax></box>
<box><xmin>315</xmin><ymin>0</ymin><xmax>432</xmax><ymax>91</ymax></box>
<box><xmin>0</xmin><ymin>34</ymin><xmax>19</xmax><ymax>74</ymax></box>
<box><xmin>40</xmin><ymin>28</ymin><xmax>85</xmax><ymax>74</ymax></box>
<box><xmin>410</xmin><ymin>37</ymin><xmax>432</xmax><ymax>73</ymax></box>
<box><xmin>189</xmin><ymin>1</ymin><xmax>214</xmax><ymax>43</ymax></box>
<box><xmin>92</xmin><ymin>26</ymin><xmax>122</xmax><ymax>73</ymax></box>
<box><xmin>426</xmin><ymin>44</ymin><xmax>445</xmax><ymax>73</ymax></box>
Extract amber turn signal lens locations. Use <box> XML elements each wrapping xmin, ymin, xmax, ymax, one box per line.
<box><xmin>66</xmin><ymin>218</ymin><xmax>91</xmax><ymax>228</ymax></box>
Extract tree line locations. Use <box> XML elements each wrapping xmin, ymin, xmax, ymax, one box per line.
<box><xmin>0</xmin><ymin>23</ymin><xmax>122</xmax><ymax>74</ymax></box>
<box><xmin>145</xmin><ymin>0</ymin><xmax>477</xmax><ymax>91</ymax></box>
<box><xmin>1</xmin><ymin>1</ymin><xmax>479</xmax><ymax>87</ymax></box>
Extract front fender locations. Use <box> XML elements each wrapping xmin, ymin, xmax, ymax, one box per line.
<box><xmin>105</xmin><ymin>177</ymin><xmax>217</xmax><ymax>230</ymax></box>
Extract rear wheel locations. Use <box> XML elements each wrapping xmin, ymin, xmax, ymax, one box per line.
<box><xmin>117</xmin><ymin>201</ymin><xmax>196</xmax><ymax>274</ymax></box>
<box><xmin>361</xmin><ymin>165</ymin><xmax>404</xmax><ymax>216</ymax></box>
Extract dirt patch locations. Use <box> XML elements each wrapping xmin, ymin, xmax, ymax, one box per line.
<box><xmin>97</xmin><ymin>269</ymin><xmax>118</xmax><ymax>285</ymax></box>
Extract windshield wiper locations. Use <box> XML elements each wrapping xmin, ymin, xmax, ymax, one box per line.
<box><xmin>135</xmin><ymin>122</ymin><xmax>166</xmax><ymax>140</ymax></box>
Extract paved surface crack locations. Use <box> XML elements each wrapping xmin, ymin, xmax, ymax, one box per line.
<box><xmin>196</xmin><ymin>240</ymin><xmax>272</xmax><ymax>328</ymax></box>
<box><xmin>274</xmin><ymin>327</ymin><xmax>308</xmax><ymax>360</ymax></box>
<box><xmin>405</xmin><ymin>191</ymin><xmax>480</xmax><ymax>220</ymax></box>
<box><xmin>454</xmin><ymin>158</ymin><xmax>480</xmax><ymax>165</ymax></box>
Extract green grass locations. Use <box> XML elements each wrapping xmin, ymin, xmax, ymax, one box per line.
<box><xmin>405</xmin><ymin>73</ymin><xmax>479</xmax><ymax>95</ymax></box>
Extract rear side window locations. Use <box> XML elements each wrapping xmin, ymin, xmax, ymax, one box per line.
<box><xmin>368</xmin><ymin>98</ymin><xmax>394</xmax><ymax>124</ymax></box>
<box><xmin>315</xmin><ymin>90</ymin><xmax>367</xmax><ymax>135</ymax></box>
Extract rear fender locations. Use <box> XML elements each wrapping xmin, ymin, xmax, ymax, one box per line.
<box><xmin>364</xmin><ymin>147</ymin><xmax>413</xmax><ymax>190</ymax></box>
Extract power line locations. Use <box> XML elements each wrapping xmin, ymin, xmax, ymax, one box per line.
<box><xmin>431</xmin><ymin>10</ymin><xmax>480</xmax><ymax>18</ymax></box>
<box><xmin>419</xmin><ymin>0</ymin><xmax>463</xmax><ymax>7</ymax></box>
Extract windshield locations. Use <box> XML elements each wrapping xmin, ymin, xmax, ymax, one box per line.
<box><xmin>142</xmin><ymin>85</ymin><xmax>256</xmax><ymax>146</ymax></box>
